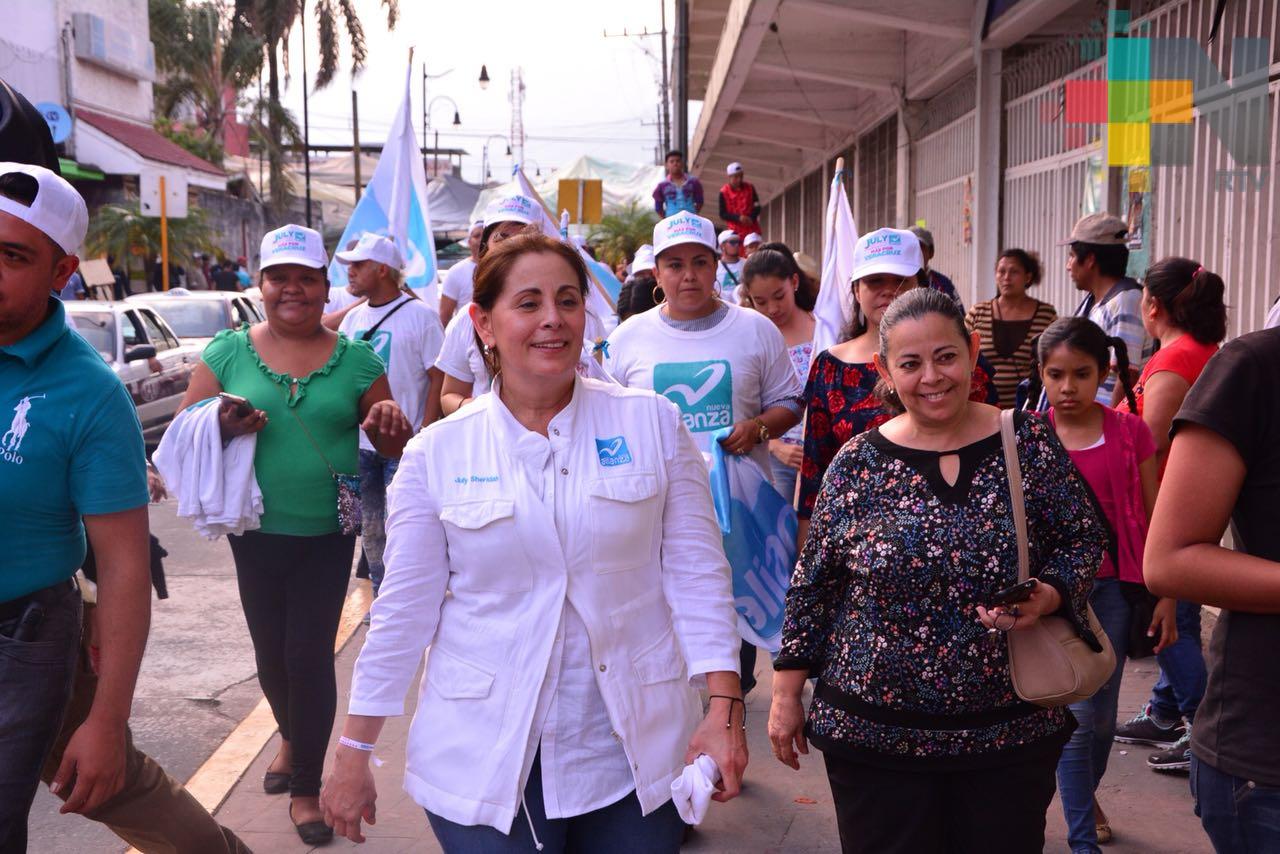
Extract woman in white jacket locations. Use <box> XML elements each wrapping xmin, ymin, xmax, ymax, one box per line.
<box><xmin>321</xmin><ymin>231</ymin><xmax>746</xmax><ymax>851</ymax></box>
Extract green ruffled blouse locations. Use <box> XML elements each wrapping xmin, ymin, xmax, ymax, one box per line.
<box><xmin>201</xmin><ymin>326</ymin><xmax>385</xmax><ymax>536</ymax></box>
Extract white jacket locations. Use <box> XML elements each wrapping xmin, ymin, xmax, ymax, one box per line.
<box><xmin>349</xmin><ymin>377</ymin><xmax>740</xmax><ymax>831</ymax></box>
<box><xmin>153</xmin><ymin>399</ymin><xmax>262</xmax><ymax>539</ymax></box>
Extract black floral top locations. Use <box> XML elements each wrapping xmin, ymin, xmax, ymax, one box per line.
<box><xmin>777</xmin><ymin>413</ymin><xmax>1105</xmax><ymax>769</ymax></box>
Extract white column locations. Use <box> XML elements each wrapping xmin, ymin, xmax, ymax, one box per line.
<box><xmin>895</xmin><ymin>108</ymin><xmax>911</xmax><ymax>227</ymax></box>
<box><xmin>970</xmin><ymin>47</ymin><xmax>1002</xmax><ymax>308</ymax></box>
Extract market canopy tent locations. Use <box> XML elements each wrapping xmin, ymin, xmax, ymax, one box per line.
<box><xmin>472</xmin><ymin>155</ymin><xmax>665</xmax><ymax>223</ymax></box>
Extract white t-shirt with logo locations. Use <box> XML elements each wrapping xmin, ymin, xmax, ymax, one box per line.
<box><xmin>435</xmin><ymin>306</ymin><xmax>492</xmax><ymax>397</ymax></box>
<box><xmin>440</xmin><ymin>257</ymin><xmax>477</xmax><ymax>306</ymax></box>
<box><xmin>605</xmin><ymin>302</ymin><xmax>802</xmax><ymax>478</ymax></box>
<box><xmin>339</xmin><ymin>296</ymin><xmax>444</xmax><ymax>452</ymax></box>
<box><xmin>716</xmin><ymin>258</ymin><xmax>744</xmax><ymax>294</ymax></box>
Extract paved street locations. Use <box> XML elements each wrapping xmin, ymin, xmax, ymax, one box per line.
<box><xmin>28</xmin><ymin>499</ymin><xmax>1213</xmax><ymax>853</ymax></box>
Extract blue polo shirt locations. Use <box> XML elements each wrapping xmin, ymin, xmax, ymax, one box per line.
<box><xmin>0</xmin><ymin>298</ymin><xmax>149</xmax><ymax>602</ymax></box>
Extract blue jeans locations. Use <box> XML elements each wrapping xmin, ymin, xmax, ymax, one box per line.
<box><xmin>770</xmin><ymin>455</ymin><xmax>799</xmax><ymax>510</ymax></box>
<box><xmin>1149</xmin><ymin>600</ymin><xmax>1207</xmax><ymax>724</ymax></box>
<box><xmin>0</xmin><ymin>582</ymin><xmax>82</xmax><ymax>851</ymax></box>
<box><xmin>358</xmin><ymin>449</ymin><xmax>399</xmax><ymax>597</ymax></box>
<box><xmin>426</xmin><ymin>751</ymin><xmax>685</xmax><ymax>854</ymax></box>
<box><xmin>1192</xmin><ymin>755</ymin><xmax>1280</xmax><ymax>853</ymax></box>
<box><xmin>1057</xmin><ymin>578</ymin><xmax>1133</xmax><ymax>853</ymax></box>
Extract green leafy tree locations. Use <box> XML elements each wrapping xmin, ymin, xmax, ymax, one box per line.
<box><xmin>85</xmin><ymin>202</ymin><xmax>218</xmax><ymax>278</ymax></box>
<box><xmin>232</xmin><ymin>0</ymin><xmax>399</xmax><ymax>211</ymax></box>
<box><xmin>589</xmin><ymin>201</ymin><xmax>658</xmax><ymax>268</ymax></box>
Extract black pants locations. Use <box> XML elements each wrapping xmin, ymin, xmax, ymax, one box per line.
<box><xmin>228</xmin><ymin>530</ymin><xmax>354</xmax><ymax>797</ymax></box>
<box><xmin>823</xmin><ymin>749</ymin><xmax>1060</xmax><ymax>854</ymax></box>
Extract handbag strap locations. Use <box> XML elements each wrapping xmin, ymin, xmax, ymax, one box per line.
<box><xmin>999</xmin><ymin>408</ymin><xmax>1030</xmax><ymax>583</ymax></box>
<box><xmin>279</xmin><ymin>384</ymin><xmax>339</xmax><ymax>479</ymax></box>
<box><xmin>360</xmin><ymin>295</ymin><xmax>413</xmax><ymax>342</ymax></box>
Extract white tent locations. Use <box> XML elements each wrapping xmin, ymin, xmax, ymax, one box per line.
<box><xmin>472</xmin><ymin>155</ymin><xmax>665</xmax><ymax>224</ymax></box>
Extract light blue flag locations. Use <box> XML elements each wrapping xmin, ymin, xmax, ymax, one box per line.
<box><xmin>328</xmin><ymin>65</ymin><xmax>437</xmax><ymax>300</ymax></box>
<box><xmin>707</xmin><ymin>426</ymin><xmax>797</xmax><ymax>653</ymax></box>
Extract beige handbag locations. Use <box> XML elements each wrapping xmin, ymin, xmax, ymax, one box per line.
<box><xmin>1000</xmin><ymin>409</ymin><xmax>1116</xmax><ymax>708</ymax></box>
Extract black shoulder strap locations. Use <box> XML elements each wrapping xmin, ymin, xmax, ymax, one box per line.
<box><xmin>360</xmin><ymin>297</ymin><xmax>412</xmax><ymax>342</ymax></box>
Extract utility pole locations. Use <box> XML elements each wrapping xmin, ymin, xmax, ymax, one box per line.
<box><xmin>604</xmin><ymin>5</ymin><xmax>671</xmax><ymax>155</ymax></box>
<box><xmin>300</xmin><ymin>1</ymin><xmax>312</xmax><ymax>226</ymax></box>
<box><xmin>509</xmin><ymin>67</ymin><xmax>526</xmax><ymax>165</ymax></box>
<box><xmin>673</xmin><ymin>0</ymin><xmax>689</xmax><ymax>157</ymax></box>
<box><xmin>351</xmin><ymin>88</ymin><xmax>362</xmax><ymax>203</ymax></box>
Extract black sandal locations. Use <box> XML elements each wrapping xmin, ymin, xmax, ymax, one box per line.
<box><xmin>289</xmin><ymin>801</ymin><xmax>334</xmax><ymax>846</ymax></box>
<box><xmin>263</xmin><ymin>771</ymin><xmax>290</xmax><ymax>794</ymax></box>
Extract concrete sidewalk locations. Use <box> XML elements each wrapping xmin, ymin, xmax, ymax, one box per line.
<box><xmin>214</xmin><ymin>628</ymin><xmax>1212</xmax><ymax>853</ymax></box>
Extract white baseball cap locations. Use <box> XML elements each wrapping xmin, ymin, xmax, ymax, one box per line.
<box><xmin>726</xmin><ymin>162</ymin><xmax>744</xmax><ymax>175</ymax></box>
<box><xmin>260</xmin><ymin>224</ymin><xmax>328</xmax><ymax>270</ymax></box>
<box><xmin>0</xmin><ymin>162</ymin><xmax>88</xmax><ymax>255</ymax></box>
<box><xmin>483</xmin><ymin>193</ymin><xmax>540</xmax><ymax>228</ymax></box>
<box><xmin>335</xmin><ymin>232</ymin><xmax>404</xmax><ymax>270</ymax></box>
<box><xmin>851</xmin><ymin>227</ymin><xmax>924</xmax><ymax>281</ymax></box>
<box><xmin>630</xmin><ymin>244</ymin><xmax>655</xmax><ymax>275</ymax></box>
<box><xmin>653</xmin><ymin>211</ymin><xmax>718</xmax><ymax>258</ymax></box>
<box><xmin>718</xmin><ymin>229</ymin><xmax>740</xmax><ymax>245</ymax></box>
<box><xmin>743</xmin><ymin>233</ymin><xmax>763</xmax><ymax>247</ymax></box>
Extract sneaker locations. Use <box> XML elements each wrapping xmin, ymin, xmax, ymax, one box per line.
<box><xmin>1148</xmin><ymin>729</ymin><xmax>1192</xmax><ymax>773</ymax></box>
<box><xmin>1114</xmin><ymin>706</ymin><xmax>1185</xmax><ymax>747</ymax></box>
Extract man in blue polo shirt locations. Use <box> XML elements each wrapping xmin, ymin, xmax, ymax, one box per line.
<box><xmin>0</xmin><ymin>162</ymin><xmax>152</xmax><ymax>850</ymax></box>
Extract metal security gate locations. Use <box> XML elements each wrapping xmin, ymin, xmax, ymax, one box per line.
<box><xmin>1136</xmin><ymin>0</ymin><xmax>1280</xmax><ymax>336</ymax></box>
<box><xmin>857</xmin><ymin>117</ymin><xmax>897</xmax><ymax>234</ymax></box>
<box><xmin>912</xmin><ymin>77</ymin><xmax>977</xmax><ymax>301</ymax></box>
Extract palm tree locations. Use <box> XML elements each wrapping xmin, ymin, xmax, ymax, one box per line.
<box><xmin>150</xmin><ymin>0</ymin><xmax>263</xmax><ymax>165</ymax></box>
<box><xmin>589</xmin><ymin>202</ymin><xmax>658</xmax><ymax>268</ymax></box>
<box><xmin>233</xmin><ymin>0</ymin><xmax>399</xmax><ymax>211</ymax></box>
<box><xmin>85</xmin><ymin>203</ymin><xmax>218</xmax><ymax>281</ymax></box>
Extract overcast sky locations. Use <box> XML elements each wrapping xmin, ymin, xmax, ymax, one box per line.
<box><xmin>271</xmin><ymin>0</ymin><xmax>682</xmax><ymax>184</ymax></box>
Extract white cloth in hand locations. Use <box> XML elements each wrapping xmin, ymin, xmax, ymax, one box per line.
<box><xmin>154</xmin><ymin>398</ymin><xmax>263</xmax><ymax>539</ymax></box>
<box><xmin>670</xmin><ymin>753</ymin><xmax>721</xmax><ymax>825</ymax></box>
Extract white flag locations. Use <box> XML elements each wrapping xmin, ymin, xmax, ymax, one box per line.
<box><xmin>813</xmin><ymin>170</ymin><xmax>858</xmax><ymax>356</ymax></box>
<box><xmin>512</xmin><ymin>165</ymin><xmax>616</xmax><ymax>384</ymax></box>
<box><xmin>328</xmin><ymin>65</ymin><xmax>438</xmax><ymax>301</ymax></box>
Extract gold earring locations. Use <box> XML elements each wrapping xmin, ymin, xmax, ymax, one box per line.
<box><xmin>652</xmin><ymin>285</ymin><xmax>665</xmax><ymax>305</ymax></box>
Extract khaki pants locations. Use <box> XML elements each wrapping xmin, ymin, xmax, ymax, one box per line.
<box><xmin>40</xmin><ymin>608</ymin><xmax>251</xmax><ymax>854</ymax></box>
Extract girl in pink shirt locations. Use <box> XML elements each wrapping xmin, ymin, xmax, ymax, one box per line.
<box><xmin>1039</xmin><ymin>317</ymin><xmax>1175</xmax><ymax>852</ymax></box>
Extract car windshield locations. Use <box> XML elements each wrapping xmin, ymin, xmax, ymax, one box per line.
<box><xmin>70</xmin><ymin>312</ymin><xmax>116</xmax><ymax>360</ymax></box>
<box><xmin>145</xmin><ymin>300</ymin><xmax>227</xmax><ymax>338</ymax></box>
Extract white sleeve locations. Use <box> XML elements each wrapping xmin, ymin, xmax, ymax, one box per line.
<box><xmin>434</xmin><ymin>311</ymin><xmax>476</xmax><ymax>383</ymax></box>
<box><xmin>604</xmin><ymin>321</ymin><xmax>638</xmax><ymax>388</ymax></box>
<box><xmin>349</xmin><ymin>434</ymin><xmax>448</xmax><ymax>716</ymax></box>
<box><xmin>656</xmin><ymin>398</ymin><xmax>740</xmax><ymax>680</ymax></box>
<box><xmin>419</xmin><ymin>307</ymin><xmax>446</xmax><ymax>372</ymax></box>
<box><xmin>756</xmin><ymin>318</ymin><xmax>804</xmax><ymax>407</ymax></box>
<box><xmin>325</xmin><ymin>285</ymin><xmax>358</xmax><ymax>313</ymax></box>
<box><xmin>441</xmin><ymin>262</ymin><xmax>469</xmax><ymax>302</ymax></box>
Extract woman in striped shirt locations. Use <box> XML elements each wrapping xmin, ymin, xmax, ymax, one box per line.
<box><xmin>967</xmin><ymin>249</ymin><xmax>1057</xmax><ymax>409</ymax></box>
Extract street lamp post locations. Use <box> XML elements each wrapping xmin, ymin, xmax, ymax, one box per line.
<box><xmin>421</xmin><ymin>66</ymin><xmax>454</xmax><ymax>177</ymax></box>
<box><xmin>482</xmin><ymin>134</ymin><xmax>511</xmax><ymax>184</ymax></box>
<box><xmin>426</xmin><ymin>96</ymin><xmax>462</xmax><ymax>178</ymax></box>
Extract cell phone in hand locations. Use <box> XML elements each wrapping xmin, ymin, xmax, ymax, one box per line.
<box><xmin>217</xmin><ymin>392</ymin><xmax>255</xmax><ymax>417</ymax></box>
<box><xmin>988</xmin><ymin>579</ymin><xmax>1037</xmax><ymax>607</ymax></box>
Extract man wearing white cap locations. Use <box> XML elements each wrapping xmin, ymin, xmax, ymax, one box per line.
<box><xmin>716</xmin><ymin>228</ymin><xmax>745</xmax><ymax>301</ymax></box>
<box><xmin>718</xmin><ymin>162</ymin><xmax>761</xmax><ymax>242</ymax></box>
<box><xmin>439</xmin><ymin>219</ymin><xmax>484</xmax><ymax>325</ymax></box>
<box><xmin>336</xmin><ymin>233</ymin><xmax>444</xmax><ymax>600</ymax></box>
<box><xmin>617</xmin><ymin>244</ymin><xmax>657</xmax><ymax>323</ymax></box>
<box><xmin>742</xmin><ymin>232</ymin><xmax>763</xmax><ymax>259</ymax></box>
<box><xmin>0</xmin><ymin>163</ymin><xmax>152</xmax><ymax>847</ymax></box>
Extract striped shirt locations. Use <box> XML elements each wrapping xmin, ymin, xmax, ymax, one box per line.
<box><xmin>966</xmin><ymin>298</ymin><xmax>1057</xmax><ymax>409</ymax></box>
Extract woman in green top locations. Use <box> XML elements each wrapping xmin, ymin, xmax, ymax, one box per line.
<box><xmin>179</xmin><ymin>225</ymin><xmax>410</xmax><ymax>846</ymax></box>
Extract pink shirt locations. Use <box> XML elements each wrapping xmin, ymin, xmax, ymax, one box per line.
<box><xmin>1050</xmin><ymin>406</ymin><xmax>1155</xmax><ymax>583</ymax></box>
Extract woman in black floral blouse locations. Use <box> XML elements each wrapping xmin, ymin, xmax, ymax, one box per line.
<box><xmin>769</xmin><ymin>288</ymin><xmax>1105</xmax><ymax>854</ymax></box>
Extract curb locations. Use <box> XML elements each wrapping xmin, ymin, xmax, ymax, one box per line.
<box><xmin>126</xmin><ymin>578</ymin><xmax>373</xmax><ymax>854</ymax></box>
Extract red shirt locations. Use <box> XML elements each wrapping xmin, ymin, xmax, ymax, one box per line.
<box><xmin>1129</xmin><ymin>334</ymin><xmax>1219</xmax><ymax>416</ymax></box>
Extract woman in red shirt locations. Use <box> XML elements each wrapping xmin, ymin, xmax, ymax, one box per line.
<box><xmin>1113</xmin><ymin>256</ymin><xmax>1227</xmax><ymax>776</ymax></box>
<box><xmin>1128</xmin><ymin>257</ymin><xmax>1227</xmax><ymax>471</ymax></box>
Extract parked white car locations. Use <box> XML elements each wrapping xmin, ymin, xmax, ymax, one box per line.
<box><xmin>64</xmin><ymin>301</ymin><xmax>201</xmax><ymax>447</ymax></box>
<box><xmin>127</xmin><ymin>288</ymin><xmax>262</xmax><ymax>349</ymax></box>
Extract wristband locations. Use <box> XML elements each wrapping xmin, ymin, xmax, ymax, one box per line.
<box><xmin>338</xmin><ymin>735</ymin><xmax>376</xmax><ymax>752</ymax></box>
